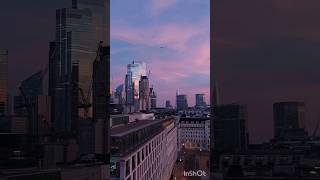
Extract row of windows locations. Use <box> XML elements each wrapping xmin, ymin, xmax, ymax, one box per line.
<box><xmin>125</xmin><ymin>133</ymin><xmax>165</xmax><ymax>178</ymax></box>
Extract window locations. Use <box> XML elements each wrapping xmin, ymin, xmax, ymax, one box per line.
<box><xmin>138</xmin><ymin>151</ymin><xmax>141</xmax><ymax>165</ymax></box>
<box><xmin>132</xmin><ymin>155</ymin><xmax>136</xmax><ymax>170</ymax></box>
<box><xmin>126</xmin><ymin>160</ymin><xmax>131</xmax><ymax>177</ymax></box>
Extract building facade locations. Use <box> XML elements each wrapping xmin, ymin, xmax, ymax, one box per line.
<box><xmin>178</xmin><ymin>117</ymin><xmax>210</xmax><ymax>151</ymax></box>
<box><xmin>110</xmin><ymin>118</ymin><xmax>177</xmax><ymax>180</ymax></box>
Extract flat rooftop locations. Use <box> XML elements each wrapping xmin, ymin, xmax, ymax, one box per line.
<box><xmin>110</xmin><ymin>119</ymin><xmax>166</xmax><ymax>137</ymax></box>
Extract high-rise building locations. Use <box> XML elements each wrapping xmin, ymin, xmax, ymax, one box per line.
<box><xmin>125</xmin><ymin>61</ymin><xmax>147</xmax><ymax>111</ymax></box>
<box><xmin>49</xmin><ymin>0</ymin><xmax>109</xmax><ymax>134</ymax></box>
<box><xmin>139</xmin><ymin>76</ymin><xmax>150</xmax><ymax>111</ymax></box>
<box><xmin>0</xmin><ymin>50</ymin><xmax>8</xmax><ymax>116</ymax></box>
<box><xmin>176</xmin><ymin>94</ymin><xmax>188</xmax><ymax>110</ymax></box>
<box><xmin>273</xmin><ymin>102</ymin><xmax>306</xmax><ymax>140</ymax></box>
<box><xmin>150</xmin><ymin>89</ymin><xmax>157</xmax><ymax>109</ymax></box>
<box><xmin>195</xmin><ymin>94</ymin><xmax>206</xmax><ymax>107</ymax></box>
<box><xmin>115</xmin><ymin>84</ymin><xmax>124</xmax><ymax>105</ymax></box>
<box><xmin>213</xmin><ymin>104</ymin><xmax>249</xmax><ymax>152</ymax></box>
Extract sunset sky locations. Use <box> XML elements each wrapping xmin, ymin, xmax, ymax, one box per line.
<box><xmin>111</xmin><ymin>0</ymin><xmax>210</xmax><ymax>107</ymax></box>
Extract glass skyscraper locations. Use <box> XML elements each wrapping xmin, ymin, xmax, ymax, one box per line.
<box><xmin>50</xmin><ymin>0</ymin><xmax>109</xmax><ymax>133</ymax></box>
<box><xmin>0</xmin><ymin>50</ymin><xmax>8</xmax><ymax>116</ymax></box>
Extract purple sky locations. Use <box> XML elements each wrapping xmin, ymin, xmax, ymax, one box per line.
<box><xmin>111</xmin><ymin>0</ymin><xmax>210</xmax><ymax>107</ymax></box>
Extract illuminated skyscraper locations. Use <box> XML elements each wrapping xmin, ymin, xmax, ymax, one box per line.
<box><xmin>0</xmin><ymin>50</ymin><xmax>8</xmax><ymax>116</ymax></box>
<box><xmin>125</xmin><ymin>61</ymin><xmax>147</xmax><ymax>111</ymax></box>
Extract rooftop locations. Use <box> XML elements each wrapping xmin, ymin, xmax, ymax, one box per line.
<box><xmin>110</xmin><ymin>119</ymin><xmax>167</xmax><ymax>137</ymax></box>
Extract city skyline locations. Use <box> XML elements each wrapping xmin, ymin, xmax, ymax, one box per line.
<box><xmin>110</xmin><ymin>0</ymin><xmax>210</xmax><ymax>107</ymax></box>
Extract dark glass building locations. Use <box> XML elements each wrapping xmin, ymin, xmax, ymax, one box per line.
<box><xmin>213</xmin><ymin>104</ymin><xmax>249</xmax><ymax>152</ymax></box>
<box><xmin>195</xmin><ymin>93</ymin><xmax>206</xmax><ymax>107</ymax></box>
<box><xmin>273</xmin><ymin>102</ymin><xmax>306</xmax><ymax>140</ymax></box>
<box><xmin>50</xmin><ymin>0</ymin><xmax>109</xmax><ymax>134</ymax></box>
<box><xmin>176</xmin><ymin>94</ymin><xmax>188</xmax><ymax>110</ymax></box>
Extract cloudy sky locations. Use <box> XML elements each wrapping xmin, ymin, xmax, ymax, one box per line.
<box><xmin>111</xmin><ymin>0</ymin><xmax>210</xmax><ymax>107</ymax></box>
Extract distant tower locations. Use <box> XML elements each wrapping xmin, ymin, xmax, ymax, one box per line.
<box><xmin>273</xmin><ymin>102</ymin><xmax>306</xmax><ymax>140</ymax></box>
<box><xmin>150</xmin><ymin>90</ymin><xmax>157</xmax><ymax>109</ymax></box>
<box><xmin>139</xmin><ymin>76</ymin><xmax>150</xmax><ymax>111</ymax></box>
<box><xmin>176</xmin><ymin>94</ymin><xmax>188</xmax><ymax>110</ymax></box>
<box><xmin>0</xmin><ymin>50</ymin><xmax>8</xmax><ymax>116</ymax></box>
<box><xmin>195</xmin><ymin>94</ymin><xmax>206</xmax><ymax>107</ymax></box>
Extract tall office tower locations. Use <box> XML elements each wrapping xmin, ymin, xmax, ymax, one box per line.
<box><xmin>150</xmin><ymin>90</ymin><xmax>157</xmax><ymax>109</ymax></box>
<box><xmin>139</xmin><ymin>76</ymin><xmax>150</xmax><ymax>111</ymax></box>
<box><xmin>176</xmin><ymin>94</ymin><xmax>188</xmax><ymax>110</ymax></box>
<box><xmin>195</xmin><ymin>93</ymin><xmax>206</xmax><ymax>107</ymax></box>
<box><xmin>125</xmin><ymin>61</ymin><xmax>147</xmax><ymax>111</ymax></box>
<box><xmin>165</xmin><ymin>100</ymin><xmax>172</xmax><ymax>108</ymax></box>
<box><xmin>273</xmin><ymin>102</ymin><xmax>306</xmax><ymax>140</ymax></box>
<box><xmin>214</xmin><ymin>104</ymin><xmax>249</xmax><ymax>152</ymax></box>
<box><xmin>114</xmin><ymin>84</ymin><xmax>124</xmax><ymax>105</ymax></box>
<box><xmin>0</xmin><ymin>50</ymin><xmax>8</xmax><ymax>116</ymax></box>
<box><xmin>49</xmin><ymin>0</ymin><xmax>109</xmax><ymax>134</ymax></box>
<box><xmin>93</xmin><ymin>46</ymin><xmax>110</xmax><ymax>161</ymax></box>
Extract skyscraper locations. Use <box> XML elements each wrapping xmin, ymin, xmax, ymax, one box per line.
<box><xmin>213</xmin><ymin>104</ymin><xmax>249</xmax><ymax>152</ymax></box>
<box><xmin>125</xmin><ymin>61</ymin><xmax>147</xmax><ymax>111</ymax></box>
<box><xmin>273</xmin><ymin>102</ymin><xmax>306</xmax><ymax>140</ymax></box>
<box><xmin>0</xmin><ymin>50</ymin><xmax>8</xmax><ymax>116</ymax></box>
<box><xmin>195</xmin><ymin>93</ymin><xmax>206</xmax><ymax>107</ymax></box>
<box><xmin>50</xmin><ymin>0</ymin><xmax>109</xmax><ymax>134</ymax></box>
<box><xmin>150</xmin><ymin>90</ymin><xmax>157</xmax><ymax>109</ymax></box>
<box><xmin>176</xmin><ymin>94</ymin><xmax>188</xmax><ymax>110</ymax></box>
<box><xmin>139</xmin><ymin>76</ymin><xmax>150</xmax><ymax>111</ymax></box>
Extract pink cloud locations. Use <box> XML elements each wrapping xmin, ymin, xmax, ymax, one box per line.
<box><xmin>111</xmin><ymin>17</ymin><xmax>210</xmax><ymax>106</ymax></box>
